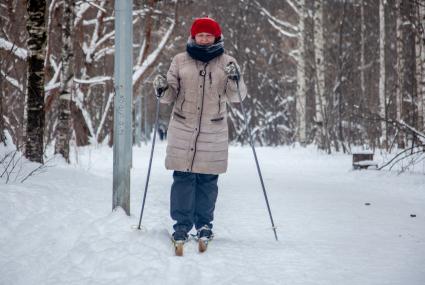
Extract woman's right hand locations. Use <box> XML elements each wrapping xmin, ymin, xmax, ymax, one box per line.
<box><xmin>153</xmin><ymin>74</ymin><xmax>168</xmax><ymax>97</ymax></box>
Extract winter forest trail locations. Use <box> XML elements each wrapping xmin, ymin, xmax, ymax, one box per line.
<box><xmin>1</xmin><ymin>142</ymin><xmax>425</xmax><ymax>285</ymax></box>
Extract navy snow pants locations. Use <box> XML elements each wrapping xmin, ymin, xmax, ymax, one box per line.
<box><xmin>170</xmin><ymin>170</ymin><xmax>218</xmax><ymax>233</ymax></box>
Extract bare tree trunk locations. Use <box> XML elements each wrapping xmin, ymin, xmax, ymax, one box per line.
<box><xmin>0</xmin><ymin>75</ymin><xmax>6</xmax><ymax>145</ymax></box>
<box><xmin>379</xmin><ymin>0</ymin><xmax>387</xmax><ymax>148</ymax></box>
<box><xmin>401</xmin><ymin>0</ymin><xmax>418</xmax><ymax>130</ymax></box>
<box><xmin>54</xmin><ymin>0</ymin><xmax>75</xmax><ymax>162</ymax></box>
<box><xmin>360</xmin><ymin>0</ymin><xmax>366</xmax><ymax>102</ymax></box>
<box><xmin>395</xmin><ymin>0</ymin><xmax>405</xmax><ymax>148</ymax></box>
<box><xmin>304</xmin><ymin>0</ymin><xmax>316</xmax><ymax>144</ymax></box>
<box><xmin>395</xmin><ymin>0</ymin><xmax>418</xmax><ymax>147</ymax></box>
<box><xmin>296</xmin><ymin>0</ymin><xmax>307</xmax><ymax>144</ymax></box>
<box><xmin>314</xmin><ymin>0</ymin><xmax>328</xmax><ymax>152</ymax></box>
<box><xmin>416</xmin><ymin>1</ymin><xmax>425</xmax><ymax>131</ymax></box>
<box><xmin>25</xmin><ymin>0</ymin><xmax>47</xmax><ymax>163</ymax></box>
<box><xmin>335</xmin><ymin>0</ymin><xmax>348</xmax><ymax>153</ymax></box>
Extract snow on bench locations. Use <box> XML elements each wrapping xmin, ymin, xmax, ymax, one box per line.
<box><xmin>352</xmin><ymin>152</ymin><xmax>378</xmax><ymax>170</ymax></box>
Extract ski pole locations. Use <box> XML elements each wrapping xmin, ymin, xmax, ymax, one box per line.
<box><xmin>235</xmin><ymin>77</ymin><xmax>279</xmax><ymax>241</ymax></box>
<box><xmin>136</xmin><ymin>91</ymin><xmax>161</xmax><ymax>230</ymax></box>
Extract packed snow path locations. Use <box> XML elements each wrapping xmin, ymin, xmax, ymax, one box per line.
<box><xmin>1</xmin><ymin>142</ymin><xmax>424</xmax><ymax>285</ymax></box>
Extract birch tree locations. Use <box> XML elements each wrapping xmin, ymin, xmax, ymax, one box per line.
<box><xmin>379</xmin><ymin>0</ymin><xmax>387</xmax><ymax>147</ymax></box>
<box><xmin>54</xmin><ymin>0</ymin><xmax>75</xmax><ymax>162</ymax></box>
<box><xmin>314</xmin><ymin>0</ymin><xmax>329</xmax><ymax>152</ymax></box>
<box><xmin>331</xmin><ymin>0</ymin><xmax>349</xmax><ymax>153</ymax></box>
<box><xmin>25</xmin><ymin>0</ymin><xmax>47</xmax><ymax>163</ymax></box>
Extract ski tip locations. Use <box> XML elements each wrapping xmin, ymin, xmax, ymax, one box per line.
<box><xmin>198</xmin><ymin>239</ymin><xmax>208</xmax><ymax>253</ymax></box>
<box><xmin>175</xmin><ymin>243</ymin><xmax>184</xmax><ymax>256</ymax></box>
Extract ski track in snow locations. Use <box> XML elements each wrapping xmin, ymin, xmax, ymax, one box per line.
<box><xmin>1</xmin><ymin>142</ymin><xmax>425</xmax><ymax>285</ymax></box>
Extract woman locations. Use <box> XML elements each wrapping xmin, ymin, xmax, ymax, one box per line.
<box><xmin>153</xmin><ymin>17</ymin><xmax>247</xmax><ymax>251</ymax></box>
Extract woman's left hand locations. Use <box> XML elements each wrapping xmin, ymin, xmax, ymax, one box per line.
<box><xmin>224</xmin><ymin>62</ymin><xmax>240</xmax><ymax>81</ymax></box>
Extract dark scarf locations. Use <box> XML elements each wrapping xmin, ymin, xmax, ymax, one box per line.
<box><xmin>186</xmin><ymin>37</ymin><xmax>224</xmax><ymax>63</ymax></box>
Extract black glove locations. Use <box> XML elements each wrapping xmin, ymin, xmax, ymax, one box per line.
<box><xmin>224</xmin><ymin>62</ymin><xmax>240</xmax><ymax>81</ymax></box>
<box><xmin>153</xmin><ymin>74</ymin><xmax>168</xmax><ymax>98</ymax></box>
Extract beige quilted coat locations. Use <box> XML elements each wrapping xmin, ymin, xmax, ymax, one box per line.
<box><xmin>160</xmin><ymin>52</ymin><xmax>247</xmax><ymax>174</ymax></box>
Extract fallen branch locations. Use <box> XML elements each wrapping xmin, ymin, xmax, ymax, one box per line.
<box><xmin>20</xmin><ymin>157</ymin><xmax>54</xmax><ymax>183</ymax></box>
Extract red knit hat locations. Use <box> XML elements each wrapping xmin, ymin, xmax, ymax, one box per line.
<box><xmin>190</xmin><ymin>17</ymin><xmax>222</xmax><ymax>38</ymax></box>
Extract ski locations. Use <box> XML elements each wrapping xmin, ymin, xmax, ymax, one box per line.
<box><xmin>198</xmin><ymin>238</ymin><xmax>209</xmax><ymax>253</ymax></box>
<box><xmin>171</xmin><ymin>235</ymin><xmax>188</xmax><ymax>256</ymax></box>
<box><xmin>173</xmin><ymin>240</ymin><xmax>185</xmax><ymax>256</ymax></box>
<box><xmin>191</xmin><ymin>234</ymin><xmax>212</xmax><ymax>253</ymax></box>
<box><xmin>171</xmin><ymin>233</ymin><xmax>212</xmax><ymax>255</ymax></box>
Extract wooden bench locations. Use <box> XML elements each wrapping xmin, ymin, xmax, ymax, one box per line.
<box><xmin>352</xmin><ymin>151</ymin><xmax>378</xmax><ymax>170</ymax></box>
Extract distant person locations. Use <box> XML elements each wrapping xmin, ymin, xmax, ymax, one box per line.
<box><xmin>153</xmin><ymin>16</ymin><xmax>247</xmax><ymax>254</ymax></box>
<box><xmin>158</xmin><ymin>123</ymin><xmax>167</xmax><ymax>141</ymax></box>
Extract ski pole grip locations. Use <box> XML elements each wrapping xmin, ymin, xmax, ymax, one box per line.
<box><xmin>234</xmin><ymin>63</ymin><xmax>241</xmax><ymax>82</ymax></box>
<box><xmin>227</xmin><ymin>61</ymin><xmax>240</xmax><ymax>81</ymax></box>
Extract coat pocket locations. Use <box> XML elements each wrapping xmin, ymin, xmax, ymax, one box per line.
<box><xmin>173</xmin><ymin>111</ymin><xmax>186</xmax><ymax>120</ymax></box>
<box><xmin>172</xmin><ymin>111</ymin><xmax>192</xmax><ymax>130</ymax></box>
<box><xmin>211</xmin><ymin>116</ymin><xmax>224</xmax><ymax>122</ymax></box>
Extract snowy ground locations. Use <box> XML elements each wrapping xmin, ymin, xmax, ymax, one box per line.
<box><xmin>1</xmin><ymin>141</ymin><xmax>425</xmax><ymax>285</ymax></box>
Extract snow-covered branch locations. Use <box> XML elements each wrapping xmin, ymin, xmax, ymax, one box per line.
<box><xmin>0</xmin><ymin>37</ymin><xmax>28</xmax><ymax>60</ymax></box>
<box><xmin>132</xmin><ymin>19</ymin><xmax>176</xmax><ymax>85</ymax></box>
<box><xmin>74</xmin><ymin>76</ymin><xmax>112</xmax><ymax>85</ymax></box>
<box><xmin>95</xmin><ymin>92</ymin><xmax>114</xmax><ymax>142</ymax></box>
<box><xmin>136</xmin><ymin>39</ymin><xmax>147</xmax><ymax>67</ymax></box>
<box><xmin>268</xmin><ymin>19</ymin><xmax>299</xmax><ymax>38</ymax></box>
<box><xmin>399</xmin><ymin>120</ymin><xmax>425</xmax><ymax>143</ymax></box>
<box><xmin>74</xmin><ymin>88</ymin><xmax>95</xmax><ymax>140</ymax></box>
<box><xmin>45</xmin><ymin>56</ymin><xmax>62</xmax><ymax>92</ymax></box>
<box><xmin>84</xmin><ymin>0</ymin><xmax>106</xmax><ymax>63</ymax></box>
<box><xmin>45</xmin><ymin>0</ymin><xmax>59</xmax><ymax>67</ymax></box>
<box><xmin>252</xmin><ymin>0</ymin><xmax>299</xmax><ymax>38</ymax></box>
<box><xmin>94</xmin><ymin>30</ymin><xmax>114</xmax><ymax>53</ymax></box>
<box><xmin>74</xmin><ymin>1</ymin><xmax>92</xmax><ymax>27</ymax></box>
<box><xmin>93</xmin><ymin>47</ymin><xmax>114</xmax><ymax>62</ymax></box>
<box><xmin>84</xmin><ymin>0</ymin><xmax>107</xmax><ymax>13</ymax></box>
<box><xmin>285</xmin><ymin>0</ymin><xmax>300</xmax><ymax>16</ymax></box>
<box><xmin>45</xmin><ymin>82</ymin><xmax>61</xmax><ymax>92</ymax></box>
<box><xmin>1</xmin><ymin>70</ymin><xmax>23</xmax><ymax>92</ymax></box>
<box><xmin>82</xmin><ymin>6</ymin><xmax>142</xmax><ymax>63</ymax></box>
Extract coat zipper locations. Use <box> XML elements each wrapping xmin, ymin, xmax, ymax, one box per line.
<box><xmin>190</xmin><ymin>63</ymin><xmax>208</xmax><ymax>171</ymax></box>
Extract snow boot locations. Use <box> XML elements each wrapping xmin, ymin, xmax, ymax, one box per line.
<box><xmin>196</xmin><ymin>225</ymin><xmax>214</xmax><ymax>253</ymax></box>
